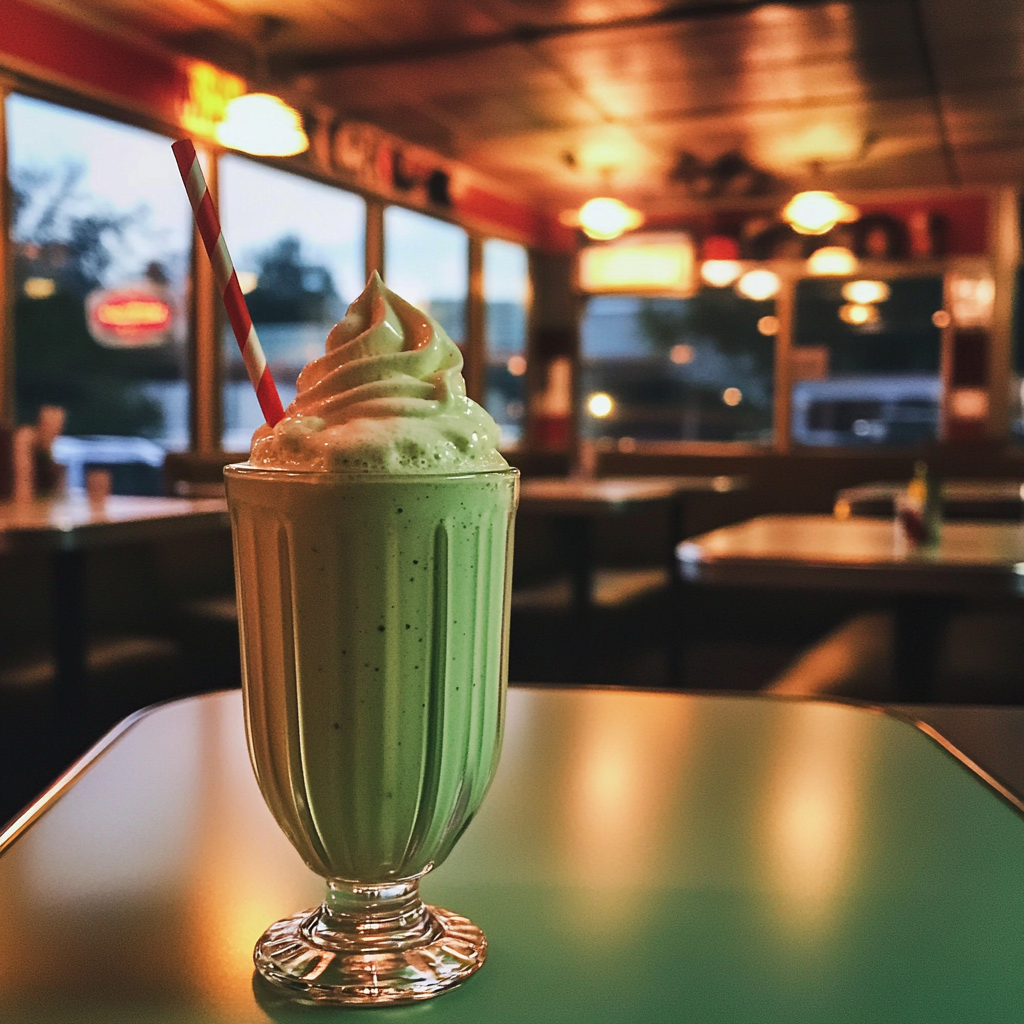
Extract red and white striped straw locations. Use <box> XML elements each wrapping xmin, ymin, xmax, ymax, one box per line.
<box><xmin>172</xmin><ymin>139</ymin><xmax>285</xmax><ymax>427</ymax></box>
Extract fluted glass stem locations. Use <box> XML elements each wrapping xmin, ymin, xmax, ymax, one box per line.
<box><xmin>302</xmin><ymin>878</ymin><xmax>442</xmax><ymax>954</ymax></box>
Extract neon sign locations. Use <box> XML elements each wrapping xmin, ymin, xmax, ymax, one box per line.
<box><xmin>86</xmin><ymin>285</ymin><xmax>175</xmax><ymax>348</ymax></box>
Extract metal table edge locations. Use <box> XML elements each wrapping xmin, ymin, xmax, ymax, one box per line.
<box><xmin>0</xmin><ymin>690</ymin><xmax>230</xmax><ymax>856</ymax></box>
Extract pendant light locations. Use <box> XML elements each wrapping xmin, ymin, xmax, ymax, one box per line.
<box><xmin>574</xmin><ymin>197</ymin><xmax>644</xmax><ymax>241</ymax></box>
<box><xmin>782</xmin><ymin>190</ymin><xmax>859</xmax><ymax>236</ymax></box>
<box><xmin>216</xmin><ymin>92</ymin><xmax>309</xmax><ymax>157</ymax></box>
<box><xmin>806</xmin><ymin>246</ymin><xmax>858</xmax><ymax>276</ymax></box>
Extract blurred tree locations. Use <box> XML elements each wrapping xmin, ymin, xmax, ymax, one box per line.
<box><xmin>12</xmin><ymin>163</ymin><xmax>179</xmax><ymax>435</ymax></box>
<box><xmin>245</xmin><ymin>235</ymin><xmax>340</xmax><ymax>324</ymax></box>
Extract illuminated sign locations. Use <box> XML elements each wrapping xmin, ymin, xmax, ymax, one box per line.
<box><xmin>578</xmin><ymin>234</ymin><xmax>695</xmax><ymax>295</ymax></box>
<box><xmin>86</xmin><ymin>284</ymin><xmax>175</xmax><ymax>348</ymax></box>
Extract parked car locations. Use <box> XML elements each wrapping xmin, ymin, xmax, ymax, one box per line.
<box><xmin>792</xmin><ymin>375</ymin><xmax>940</xmax><ymax>446</ymax></box>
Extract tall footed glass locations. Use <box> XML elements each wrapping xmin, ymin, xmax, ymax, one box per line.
<box><xmin>225</xmin><ymin>464</ymin><xmax>518</xmax><ymax>1005</ymax></box>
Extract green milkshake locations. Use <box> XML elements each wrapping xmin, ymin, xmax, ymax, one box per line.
<box><xmin>225</xmin><ymin>273</ymin><xmax>517</xmax><ymax>1005</ymax></box>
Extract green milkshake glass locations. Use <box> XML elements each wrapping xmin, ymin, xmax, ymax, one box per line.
<box><xmin>225</xmin><ymin>463</ymin><xmax>518</xmax><ymax>1005</ymax></box>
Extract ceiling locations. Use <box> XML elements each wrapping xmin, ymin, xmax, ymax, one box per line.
<box><xmin>31</xmin><ymin>0</ymin><xmax>1024</xmax><ymax>215</ymax></box>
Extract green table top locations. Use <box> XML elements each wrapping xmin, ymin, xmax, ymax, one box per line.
<box><xmin>0</xmin><ymin>688</ymin><xmax>1021</xmax><ymax>1023</ymax></box>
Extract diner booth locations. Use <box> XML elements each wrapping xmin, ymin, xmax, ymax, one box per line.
<box><xmin>0</xmin><ymin>2</ymin><xmax>1022</xmax><ymax>1019</ymax></box>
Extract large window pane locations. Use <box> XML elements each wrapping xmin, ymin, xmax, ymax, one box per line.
<box><xmin>384</xmin><ymin>207</ymin><xmax>467</xmax><ymax>345</ymax></box>
<box><xmin>790</xmin><ymin>276</ymin><xmax>943</xmax><ymax>447</ymax></box>
<box><xmin>580</xmin><ymin>290</ymin><xmax>775</xmax><ymax>444</ymax></box>
<box><xmin>8</xmin><ymin>94</ymin><xmax>191</xmax><ymax>491</ymax></box>
<box><xmin>219</xmin><ymin>156</ymin><xmax>365</xmax><ymax>450</ymax></box>
<box><xmin>483</xmin><ymin>239</ymin><xmax>528</xmax><ymax>448</ymax></box>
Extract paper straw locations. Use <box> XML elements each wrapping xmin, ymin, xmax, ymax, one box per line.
<box><xmin>172</xmin><ymin>139</ymin><xmax>285</xmax><ymax>427</ymax></box>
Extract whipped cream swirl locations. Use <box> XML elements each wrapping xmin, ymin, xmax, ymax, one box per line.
<box><xmin>250</xmin><ymin>272</ymin><xmax>508</xmax><ymax>473</ymax></box>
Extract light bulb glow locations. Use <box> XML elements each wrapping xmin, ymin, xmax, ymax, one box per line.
<box><xmin>236</xmin><ymin>271</ymin><xmax>258</xmax><ymax>295</ymax></box>
<box><xmin>807</xmin><ymin>246</ymin><xmax>858</xmax><ymax>276</ymax></box>
<box><xmin>736</xmin><ymin>269</ymin><xmax>781</xmax><ymax>301</ymax></box>
<box><xmin>700</xmin><ymin>259</ymin><xmax>743</xmax><ymax>287</ymax></box>
<box><xmin>722</xmin><ymin>387</ymin><xmax>743</xmax><ymax>406</ymax></box>
<box><xmin>841</xmin><ymin>280</ymin><xmax>890</xmax><ymax>304</ymax></box>
<box><xmin>216</xmin><ymin>93</ymin><xmax>309</xmax><ymax>157</ymax></box>
<box><xmin>587</xmin><ymin>392</ymin><xmax>614</xmax><ymax>417</ymax></box>
<box><xmin>839</xmin><ymin>302</ymin><xmax>878</xmax><ymax>325</ymax></box>
<box><xmin>782</xmin><ymin>190</ymin><xmax>859</xmax><ymax>235</ymax></box>
<box><xmin>507</xmin><ymin>354</ymin><xmax>527</xmax><ymax>376</ymax></box>
<box><xmin>24</xmin><ymin>277</ymin><xmax>56</xmax><ymax>299</ymax></box>
<box><xmin>577</xmin><ymin>198</ymin><xmax>644</xmax><ymax>241</ymax></box>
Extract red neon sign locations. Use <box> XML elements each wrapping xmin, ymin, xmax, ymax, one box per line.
<box><xmin>86</xmin><ymin>285</ymin><xmax>175</xmax><ymax>348</ymax></box>
<box><xmin>94</xmin><ymin>297</ymin><xmax>172</xmax><ymax>330</ymax></box>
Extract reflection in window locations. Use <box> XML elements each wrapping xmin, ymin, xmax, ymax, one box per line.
<box><xmin>8</xmin><ymin>94</ymin><xmax>191</xmax><ymax>491</ymax></box>
<box><xmin>791</xmin><ymin>277</ymin><xmax>943</xmax><ymax>447</ymax></box>
<box><xmin>384</xmin><ymin>207</ymin><xmax>467</xmax><ymax>346</ymax></box>
<box><xmin>580</xmin><ymin>290</ymin><xmax>775</xmax><ymax>444</ymax></box>
<box><xmin>219</xmin><ymin>156</ymin><xmax>365</xmax><ymax>450</ymax></box>
<box><xmin>483</xmin><ymin>239</ymin><xmax>529</xmax><ymax>448</ymax></box>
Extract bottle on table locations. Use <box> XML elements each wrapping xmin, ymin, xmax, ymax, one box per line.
<box><xmin>896</xmin><ymin>460</ymin><xmax>942</xmax><ymax>548</ymax></box>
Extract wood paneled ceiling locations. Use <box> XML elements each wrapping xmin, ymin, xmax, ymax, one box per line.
<box><xmin>30</xmin><ymin>0</ymin><xmax>1024</xmax><ymax>215</ymax></box>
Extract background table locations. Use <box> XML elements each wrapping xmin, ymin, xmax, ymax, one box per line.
<box><xmin>835</xmin><ymin>479</ymin><xmax>1024</xmax><ymax>520</ymax></box>
<box><xmin>0</xmin><ymin>495</ymin><xmax>229</xmax><ymax>705</ymax></box>
<box><xmin>0</xmin><ymin>687</ymin><xmax>1021</xmax><ymax>1023</ymax></box>
<box><xmin>519</xmin><ymin>475</ymin><xmax>745</xmax><ymax>610</ymax></box>
<box><xmin>678</xmin><ymin>514</ymin><xmax>1024</xmax><ymax>699</ymax></box>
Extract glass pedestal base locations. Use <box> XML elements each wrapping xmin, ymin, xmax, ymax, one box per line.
<box><xmin>253</xmin><ymin>879</ymin><xmax>487</xmax><ymax>1005</ymax></box>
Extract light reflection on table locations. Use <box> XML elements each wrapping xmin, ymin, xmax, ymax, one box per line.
<box><xmin>760</xmin><ymin>703</ymin><xmax>876</xmax><ymax>934</ymax></box>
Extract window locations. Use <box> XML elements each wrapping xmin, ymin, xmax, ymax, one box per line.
<box><xmin>790</xmin><ymin>276</ymin><xmax>943</xmax><ymax>446</ymax></box>
<box><xmin>579</xmin><ymin>289</ymin><xmax>775</xmax><ymax>445</ymax></box>
<box><xmin>483</xmin><ymin>239</ymin><xmax>529</xmax><ymax>447</ymax></box>
<box><xmin>384</xmin><ymin>207</ymin><xmax>468</xmax><ymax>346</ymax></box>
<box><xmin>219</xmin><ymin>156</ymin><xmax>365</xmax><ymax>450</ymax></box>
<box><xmin>8</xmin><ymin>94</ymin><xmax>191</xmax><ymax>490</ymax></box>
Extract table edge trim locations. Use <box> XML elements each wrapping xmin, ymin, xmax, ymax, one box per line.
<box><xmin>0</xmin><ymin>703</ymin><xmax>161</xmax><ymax>855</ymax></box>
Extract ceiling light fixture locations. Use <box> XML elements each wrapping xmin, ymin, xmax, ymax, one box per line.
<box><xmin>216</xmin><ymin>93</ymin><xmax>309</xmax><ymax>157</ymax></box>
<box><xmin>839</xmin><ymin>302</ymin><xmax>879</xmax><ymax>326</ymax></box>
<box><xmin>841</xmin><ymin>280</ymin><xmax>890</xmax><ymax>304</ymax></box>
<box><xmin>699</xmin><ymin>234</ymin><xmax>742</xmax><ymax>288</ymax></box>
<box><xmin>735</xmin><ymin>269</ymin><xmax>781</xmax><ymax>301</ymax></box>
<box><xmin>574</xmin><ymin>197</ymin><xmax>644</xmax><ymax>241</ymax></box>
<box><xmin>782</xmin><ymin>190</ymin><xmax>859</xmax><ymax>236</ymax></box>
<box><xmin>807</xmin><ymin>246</ymin><xmax>858</xmax><ymax>276</ymax></box>
<box><xmin>701</xmin><ymin>260</ymin><xmax>743</xmax><ymax>287</ymax></box>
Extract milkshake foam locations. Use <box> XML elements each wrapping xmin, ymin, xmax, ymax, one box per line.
<box><xmin>250</xmin><ymin>271</ymin><xmax>508</xmax><ymax>475</ymax></box>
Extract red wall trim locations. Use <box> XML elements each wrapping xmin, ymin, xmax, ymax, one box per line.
<box><xmin>0</xmin><ymin>0</ymin><xmax>186</xmax><ymax>123</ymax></box>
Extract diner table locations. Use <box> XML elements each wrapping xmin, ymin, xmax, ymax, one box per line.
<box><xmin>518</xmin><ymin>475</ymin><xmax>745</xmax><ymax>610</ymax></box>
<box><xmin>834</xmin><ymin>479</ymin><xmax>1024</xmax><ymax>520</ymax></box>
<box><xmin>678</xmin><ymin>514</ymin><xmax>1024</xmax><ymax>699</ymax></box>
<box><xmin>0</xmin><ymin>686</ymin><xmax>1021</xmax><ymax>1023</ymax></box>
<box><xmin>0</xmin><ymin>494</ymin><xmax>229</xmax><ymax>706</ymax></box>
